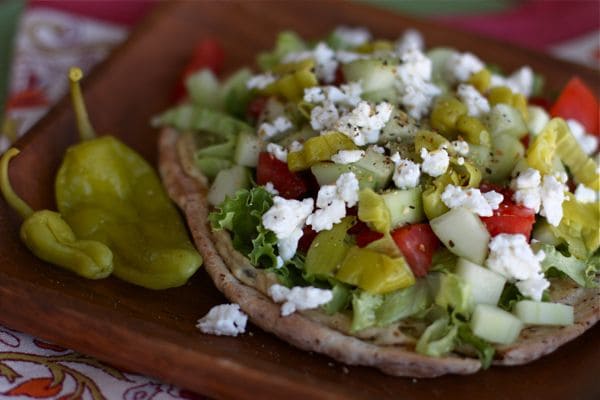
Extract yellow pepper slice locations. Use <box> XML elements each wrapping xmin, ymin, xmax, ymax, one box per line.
<box><xmin>261</xmin><ymin>59</ymin><xmax>318</xmax><ymax>102</ymax></box>
<box><xmin>357</xmin><ymin>188</ymin><xmax>390</xmax><ymax>233</ymax></box>
<box><xmin>287</xmin><ymin>131</ymin><xmax>357</xmax><ymax>171</ymax></box>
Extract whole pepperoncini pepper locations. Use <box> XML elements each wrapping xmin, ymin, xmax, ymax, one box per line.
<box><xmin>52</xmin><ymin>67</ymin><xmax>202</xmax><ymax>289</ymax></box>
<box><xmin>1</xmin><ymin>148</ymin><xmax>114</xmax><ymax>279</ymax></box>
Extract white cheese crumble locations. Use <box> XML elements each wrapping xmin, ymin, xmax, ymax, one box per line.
<box><xmin>331</xmin><ymin>149</ymin><xmax>365</xmax><ymax>164</ymax></box>
<box><xmin>289</xmin><ymin>140</ymin><xmax>304</xmax><ymax>152</ymax></box>
<box><xmin>268</xmin><ymin>284</ymin><xmax>333</xmax><ymax>316</ymax></box>
<box><xmin>246</xmin><ymin>72</ymin><xmax>276</xmax><ymax>90</ymax></box>
<box><xmin>335</xmin><ymin>50</ymin><xmax>368</xmax><ymax>64</ymax></box>
<box><xmin>527</xmin><ymin>105</ymin><xmax>550</xmax><ymax>135</ymax></box>
<box><xmin>310</xmin><ymin>101</ymin><xmax>340</xmax><ymax>131</ymax></box>
<box><xmin>262</xmin><ymin>197</ymin><xmax>314</xmax><ymax>260</ymax></box>
<box><xmin>196</xmin><ymin>304</ymin><xmax>248</xmax><ymax>336</ymax></box>
<box><xmin>441</xmin><ymin>185</ymin><xmax>504</xmax><ymax>217</ymax></box>
<box><xmin>574</xmin><ymin>184</ymin><xmax>598</xmax><ymax>203</ymax></box>
<box><xmin>456</xmin><ymin>83</ymin><xmax>490</xmax><ymax>117</ymax></box>
<box><xmin>266</xmin><ymin>143</ymin><xmax>288</xmax><ymax>162</ymax></box>
<box><xmin>304</xmin><ymin>82</ymin><xmax>363</xmax><ymax>107</ymax></box>
<box><xmin>264</xmin><ymin>182</ymin><xmax>279</xmax><ymax>196</ymax></box>
<box><xmin>486</xmin><ymin>234</ymin><xmax>548</xmax><ymax>301</ymax></box>
<box><xmin>333</xmin><ymin>26</ymin><xmax>371</xmax><ymax>47</ymax></box>
<box><xmin>457</xmin><ymin>157</ymin><xmax>465</xmax><ymax>165</ymax></box>
<box><xmin>420</xmin><ymin>147</ymin><xmax>449</xmax><ymax>177</ymax></box>
<box><xmin>258</xmin><ymin>116</ymin><xmax>293</xmax><ymax>140</ymax></box>
<box><xmin>284</xmin><ymin>42</ymin><xmax>338</xmax><ymax>83</ymax></box>
<box><xmin>334</xmin><ymin>101</ymin><xmax>393</xmax><ymax>145</ymax></box>
<box><xmin>540</xmin><ymin>173</ymin><xmax>568</xmax><ymax>226</ymax></box>
<box><xmin>370</xmin><ymin>144</ymin><xmax>386</xmax><ymax>154</ymax></box>
<box><xmin>567</xmin><ymin>119</ymin><xmax>599</xmax><ymax>155</ymax></box>
<box><xmin>511</xmin><ymin>168</ymin><xmax>542</xmax><ymax>212</ymax></box>
<box><xmin>395</xmin><ymin>28</ymin><xmax>424</xmax><ymax>54</ymax></box>
<box><xmin>395</xmin><ymin>49</ymin><xmax>441</xmax><ymax>119</ymax></box>
<box><xmin>490</xmin><ymin>66</ymin><xmax>534</xmax><ymax>97</ymax></box>
<box><xmin>445</xmin><ymin>52</ymin><xmax>484</xmax><ymax>83</ymax></box>
<box><xmin>451</xmin><ymin>139</ymin><xmax>470</xmax><ymax>156</ymax></box>
<box><xmin>390</xmin><ymin>153</ymin><xmax>421</xmax><ymax>189</ymax></box>
<box><xmin>307</xmin><ymin>172</ymin><xmax>359</xmax><ymax>232</ymax></box>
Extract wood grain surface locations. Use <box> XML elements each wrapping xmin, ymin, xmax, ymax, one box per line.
<box><xmin>0</xmin><ymin>1</ymin><xmax>598</xmax><ymax>399</ymax></box>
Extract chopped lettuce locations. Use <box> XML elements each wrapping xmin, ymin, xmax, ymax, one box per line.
<box><xmin>351</xmin><ymin>291</ymin><xmax>383</xmax><ymax>332</ymax></box>
<box><xmin>498</xmin><ymin>283</ymin><xmax>524</xmax><ymax>311</ymax></box>
<box><xmin>536</xmin><ymin>243</ymin><xmax>599</xmax><ymax>288</ymax></box>
<box><xmin>415</xmin><ymin>316</ymin><xmax>458</xmax><ymax>357</ymax></box>
<box><xmin>457</xmin><ymin>324</ymin><xmax>495</xmax><ymax>369</ymax></box>
<box><xmin>209</xmin><ymin>187</ymin><xmax>273</xmax><ymax>255</ymax></box>
<box><xmin>430</xmin><ymin>272</ymin><xmax>472</xmax><ymax>316</ymax></box>
<box><xmin>323</xmin><ymin>282</ymin><xmax>352</xmax><ymax>315</ymax></box>
<box><xmin>375</xmin><ymin>280</ymin><xmax>431</xmax><ymax>327</ymax></box>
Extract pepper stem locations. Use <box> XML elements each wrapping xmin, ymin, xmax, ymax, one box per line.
<box><xmin>69</xmin><ymin>67</ymin><xmax>96</xmax><ymax>141</ymax></box>
<box><xmin>0</xmin><ymin>148</ymin><xmax>34</xmax><ymax>220</ymax></box>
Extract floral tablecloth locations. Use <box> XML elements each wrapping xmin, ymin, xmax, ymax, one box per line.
<box><xmin>0</xmin><ymin>1</ymin><xmax>598</xmax><ymax>399</ymax></box>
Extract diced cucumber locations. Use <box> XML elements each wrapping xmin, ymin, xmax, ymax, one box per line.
<box><xmin>381</xmin><ymin>188</ymin><xmax>424</xmax><ymax>228</ymax></box>
<box><xmin>234</xmin><ymin>132</ymin><xmax>263</xmax><ymax>167</ymax></box>
<box><xmin>485</xmin><ymin>104</ymin><xmax>528</xmax><ymax>139</ymax></box>
<box><xmin>467</xmin><ymin>143</ymin><xmax>492</xmax><ymax>172</ymax></box>
<box><xmin>186</xmin><ymin>69</ymin><xmax>221</xmax><ymax>109</ymax></box>
<box><xmin>352</xmin><ymin>147</ymin><xmax>394</xmax><ymax>189</ymax></box>
<box><xmin>195</xmin><ymin>157</ymin><xmax>232</xmax><ymax>180</ymax></box>
<box><xmin>362</xmin><ymin>87</ymin><xmax>398</xmax><ymax>103</ymax></box>
<box><xmin>430</xmin><ymin>207</ymin><xmax>490</xmax><ymax>265</ymax></box>
<box><xmin>532</xmin><ymin>221</ymin><xmax>561</xmax><ymax>246</ymax></box>
<box><xmin>513</xmin><ymin>300</ymin><xmax>574</xmax><ymax>326</ymax></box>
<box><xmin>276</xmin><ymin>126</ymin><xmax>318</xmax><ymax>147</ymax></box>
<box><xmin>526</xmin><ymin>105</ymin><xmax>550</xmax><ymax>136</ymax></box>
<box><xmin>470</xmin><ymin>304</ymin><xmax>523</xmax><ymax>344</ymax></box>
<box><xmin>380</xmin><ymin>108</ymin><xmax>419</xmax><ymax>143</ymax></box>
<box><xmin>342</xmin><ymin>59</ymin><xmax>398</xmax><ymax>94</ymax></box>
<box><xmin>426</xmin><ymin>47</ymin><xmax>455</xmax><ymax>93</ymax></box>
<box><xmin>207</xmin><ymin>165</ymin><xmax>250</xmax><ymax>206</ymax></box>
<box><xmin>311</xmin><ymin>163</ymin><xmax>373</xmax><ymax>190</ymax></box>
<box><xmin>485</xmin><ymin>134</ymin><xmax>525</xmax><ymax>183</ymax></box>
<box><xmin>222</xmin><ymin>68</ymin><xmax>253</xmax><ymax>118</ymax></box>
<box><xmin>456</xmin><ymin>258</ymin><xmax>506</xmax><ymax>306</ymax></box>
<box><xmin>195</xmin><ymin>138</ymin><xmax>236</xmax><ymax>158</ymax></box>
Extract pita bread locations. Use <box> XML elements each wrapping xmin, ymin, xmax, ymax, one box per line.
<box><xmin>158</xmin><ymin>127</ymin><xmax>599</xmax><ymax>377</ymax></box>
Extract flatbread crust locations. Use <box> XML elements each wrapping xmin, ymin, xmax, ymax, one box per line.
<box><xmin>158</xmin><ymin>127</ymin><xmax>599</xmax><ymax>377</ymax></box>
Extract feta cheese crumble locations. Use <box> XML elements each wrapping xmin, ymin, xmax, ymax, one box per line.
<box><xmin>445</xmin><ymin>52</ymin><xmax>484</xmax><ymax>83</ymax></box>
<box><xmin>441</xmin><ymin>185</ymin><xmax>504</xmax><ymax>217</ymax></box>
<box><xmin>490</xmin><ymin>66</ymin><xmax>534</xmax><ymax>97</ymax></box>
<box><xmin>457</xmin><ymin>83</ymin><xmax>490</xmax><ymax>117</ymax></box>
<box><xmin>390</xmin><ymin>153</ymin><xmax>421</xmax><ymax>189</ymax></box>
<box><xmin>333</xmin><ymin>26</ymin><xmax>371</xmax><ymax>47</ymax></box>
<box><xmin>420</xmin><ymin>147</ymin><xmax>449</xmax><ymax>177</ymax></box>
<box><xmin>304</xmin><ymin>82</ymin><xmax>363</xmax><ymax>107</ymax></box>
<box><xmin>264</xmin><ymin>182</ymin><xmax>279</xmax><ymax>196</ymax></box>
<box><xmin>511</xmin><ymin>168</ymin><xmax>542</xmax><ymax>212</ymax></box>
<box><xmin>196</xmin><ymin>304</ymin><xmax>248</xmax><ymax>336</ymax></box>
<box><xmin>310</xmin><ymin>101</ymin><xmax>340</xmax><ymax>131</ymax></box>
<box><xmin>451</xmin><ymin>139</ymin><xmax>470</xmax><ymax>156</ymax></box>
<box><xmin>246</xmin><ymin>72</ymin><xmax>276</xmax><ymax>90</ymax></box>
<box><xmin>395</xmin><ymin>28</ymin><xmax>424</xmax><ymax>54</ymax></box>
<box><xmin>331</xmin><ymin>149</ymin><xmax>365</xmax><ymax>164</ymax></box>
<box><xmin>334</xmin><ymin>101</ymin><xmax>393</xmax><ymax>145</ymax></box>
<box><xmin>486</xmin><ymin>234</ymin><xmax>548</xmax><ymax>301</ymax></box>
<box><xmin>268</xmin><ymin>284</ymin><xmax>333</xmax><ymax>316</ymax></box>
<box><xmin>567</xmin><ymin>119</ymin><xmax>599</xmax><ymax>155</ymax></box>
<box><xmin>258</xmin><ymin>116</ymin><xmax>293</xmax><ymax>140</ymax></box>
<box><xmin>284</xmin><ymin>42</ymin><xmax>338</xmax><ymax>83</ymax></box>
<box><xmin>395</xmin><ymin>49</ymin><xmax>441</xmax><ymax>119</ymax></box>
<box><xmin>289</xmin><ymin>140</ymin><xmax>304</xmax><ymax>152</ymax></box>
<box><xmin>539</xmin><ymin>173</ymin><xmax>568</xmax><ymax>227</ymax></box>
<box><xmin>266</xmin><ymin>143</ymin><xmax>288</xmax><ymax>162</ymax></box>
<box><xmin>574</xmin><ymin>184</ymin><xmax>598</xmax><ymax>203</ymax></box>
<box><xmin>307</xmin><ymin>172</ymin><xmax>359</xmax><ymax>232</ymax></box>
<box><xmin>262</xmin><ymin>197</ymin><xmax>314</xmax><ymax>260</ymax></box>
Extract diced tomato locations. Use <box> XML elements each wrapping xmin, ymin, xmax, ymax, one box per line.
<box><xmin>550</xmin><ymin>77</ymin><xmax>599</xmax><ymax>136</ymax></box>
<box><xmin>391</xmin><ymin>224</ymin><xmax>441</xmax><ymax>277</ymax></box>
<box><xmin>172</xmin><ymin>38</ymin><xmax>225</xmax><ymax>102</ymax></box>
<box><xmin>256</xmin><ymin>152</ymin><xmax>309</xmax><ymax>199</ymax></box>
<box><xmin>298</xmin><ymin>225</ymin><xmax>318</xmax><ymax>253</ymax></box>
<box><xmin>528</xmin><ymin>96</ymin><xmax>551</xmax><ymax>111</ymax></box>
<box><xmin>246</xmin><ymin>96</ymin><xmax>268</xmax><ymax>121</ymax></box>
<box><xmin>333</xmin><ymin>66</ymin><xmax>346</xmax><ymax>86</ymax></box>
<box><xmin>355</xmin><ymin>229</ymin><xmax>383</xmax><ymax>248</ymax></box>
<box><xmin>479</xmin><ymin>187</ymin><xmax>536</xmax><ymax>239</ymax></box>
<box><xmin>6</xmin><ymin>88</ymin><xmax>48</xmax><ymax>109</ymax></box>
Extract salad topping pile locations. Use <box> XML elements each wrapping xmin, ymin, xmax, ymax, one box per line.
<box><xmin>155</xmin><ymin>27</ymin><xmax>599</xmax><ymax>365</ymax></box>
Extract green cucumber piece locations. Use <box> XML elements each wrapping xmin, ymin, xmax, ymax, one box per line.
<box><xmin>532</xmin><ymin>221</ymin><xmax>561</xmax><ymax>246</ymax></box>
<box><xmin>342</xmin><ymin>58</ymin><xmax>398</xmax><ymax>94</ymax></box>
<box><xmin>526</xmin><ymin>105</ymin><xmax>549</xmax><ymax>136</ymax></box>
<box><xmin>222</xmin><ymin>68</ymin><xmax>253</xmax><ymax>118</ymax></box>
<box><xmin>513</xmin><ymin>300</ymin><xmax>573</xmax><ymax>326</ymax></box>
<box><xmin>234</xmin><ymin>132</ymin><xmax>262</xmax><ymax>167</ymax></box>
<box><xmin>485</xmin><ymin>104</ymin><xmax>528</xmax><ymax>139</ymax></box>
<box><xmin>485</xmin><ymin>134</ymin><xmax>525</xmax><ymax>183</ymax></box>
<box><xmin>352</xmin><ymin>147</ymin><xmax>394</xmax><ymax>189</ymax></box>
<box><xmin>426</xmin><ymin>47</ymin><xmax>454</xmax><ymax>94</ymax></box>
<box><xmin>466</xmin><ymin>143</ymin><xmax>492</xmax><ymax>171</ymax></box>
<box><xmin>380</xmin><ymin>108</ymin><xmax>419</xmax><ymax>143</ymax></box>
<box><xmin>276</xmin><ymin>126</ymin><xmax>318</xmax><ymax>147</ymax></box>
<box><xmin>470</xmin><ymin>304</ymin><xmax>523</xmax><ymax>344</ymax></box>
<box><xmin>207</xmin><ymin>165</ymin><xmax>250</xmax><ymax>206</ymax></box>
<box><xmin>456</xmin><ymin>258</ymin><xmax>506</xmax><ymax>306</ymax></box>
<box><xmin>311</xmin><ymin>163</ymin><xmax>373</xmax><ymax>190</ymax></box>
<box><xmin>430</xmin><ymin>207</ymin><xmax>490</xmax><ymax>265</ymax></box>
<box><xmin>195</xmin><ymin>157</ymin><xmax>232</xmax><ymax>180</ymax></box>
<box><xmin>381</xmin><ymin>188</ymin><xmax>424</xmax><ymax>228</ymax></box>
<box><xmin>186</xmin><ymin>69</ymin><xmax>221</xmax><ymax>109</ymax></box>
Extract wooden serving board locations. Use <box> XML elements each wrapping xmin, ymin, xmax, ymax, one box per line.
<box><xmin>0</xmin><ymin>1</ymin><xmax>598</xmax><ymax>399</ymax></box>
